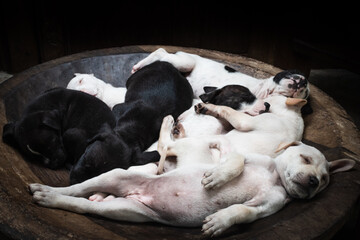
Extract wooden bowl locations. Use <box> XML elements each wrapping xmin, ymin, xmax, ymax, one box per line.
<box><xmin>1</xmin><ymin>46</ymin><xmax>359</xmax><ymax>240</ymax></box>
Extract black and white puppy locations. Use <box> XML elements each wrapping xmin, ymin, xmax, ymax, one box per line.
<box><xmin>132</xmin><ymin>48</ymin><xmax>310</xmax><ymax>100</ymax></box>
<box><xmin>2</xmin><ymin>88</ymin><xmax>116</xmax><ymax>169</ymax></box>
<box><xmin>70</xmin><ymin>61</ymin><xmax>193</xmax><ymax>184</ymax></box>
<box><xmin>169</xmin><ymin>85</ymin><xmax>270</xmax><ymax>139</ymax></box>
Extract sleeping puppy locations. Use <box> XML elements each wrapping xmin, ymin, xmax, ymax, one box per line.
<box><xmin>69</xmin><ymin>61</ymin><xmax>193</xmax><ymax>184</ymax></box>
<box><xmin>28</xmin><ymin>118</ymin><xmax>355</xmax><ymax>237</ymax></box>
<box><xmin>142</xmin><ymin>95</ymin><xmax>306</xmax><ymax>175</ymax></box>
<box><xmin>2</xmin><ymin>88</ymin><xmax>116</xmax><ymax>169</ymax></box>
<box><xmin>172</xmin><ymin>85</ymin><xmax>270</xmax><ymax>139</ymax></box>
<box><xmin>67</xmin><ymin>73</ymin><xmax>126</xmax><ymax>109</ymax></box>
<box><xmin>67</xmin><ymin>73</ymin><xmax>270</xmax><ymax>141</ymax></box>
<box><xmin>132</xmin><ymin>48</ymin><xmax>310</xmax><ymax>100</ymax></box>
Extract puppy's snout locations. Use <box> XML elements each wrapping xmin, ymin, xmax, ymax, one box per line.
<box><xmin>308</xmin><ymin>175</ymin><xmax>319</xmax><ymax>188</ymax></box>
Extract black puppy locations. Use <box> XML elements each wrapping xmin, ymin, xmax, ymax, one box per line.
<box><xmin>2</xmin><ymin>88</ymin><xmax>116</xmax><ymax>169</ymax></box>
<box><xmin>70</xmin><ymin>61</ymin><xmax>193</xmax><ymax>184</ymax></box>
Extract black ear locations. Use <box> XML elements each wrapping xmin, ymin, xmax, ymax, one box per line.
<box><xmin>133</xmin><ymin>150</ymin><xmax>160</xmax><ymax>165</ymax></box>
<box><xmin>203</xmin><ymin>86</ymin><xmax>218</xmax><ymax>93</ymax></box>
<box><xmin>87</xmin><ymin>123</ymin><xmax>114</xmax><ymax>145</ymax></box>
<box><xmin>2</xmin><ymin>122</ymin><xmax>17</xmax><ymax>147</ymax></box>
<box><xmin>42</xmin><ymin>110</ymin><xmax>61</xmax><ymax>131</ymax></box>
<box><xmin>200</xmin><ymin>87</ymin><xmax>219</xmax><ymax>103</ymax></box>
<box><xmin>301</xmin><ymin>96</ymin><xmax>313</xmax><ymax>115</ymax></box>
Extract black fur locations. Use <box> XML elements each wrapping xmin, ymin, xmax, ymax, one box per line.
<box><xmin>2</xmin><ymin>88</ymin><xmax>116</xmax><ymax>169</ymax></box>
<box><xmin>199</xmin><ymin>85</ymin><xmax>256</xmax><ymax>110</ymax></box>
<box><xmin>70</xmin><ymin>61</ymin><xmax>193</xmax><ymax>184</ymax></box>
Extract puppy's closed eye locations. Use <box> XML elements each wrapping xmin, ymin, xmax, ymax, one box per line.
<box><xmin>300</xmin><ymin>154</ymin><xmax>312</xmax><ymax>164</ymax></box>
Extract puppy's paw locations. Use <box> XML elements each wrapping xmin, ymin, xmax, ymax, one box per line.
<box><xmin>28</xmin><ymin>183</ymin><xmax>53</xmax><ymax>194</ymax></box>
<box><xmin>194</xmin><ymin>103</ymin><xmax>208</xmax><ymax>114</ymax></box>
<box><xmin>32</xmin><ymin>190</ymin><xmax>60</xmax><ymax>208</ymax></box>
<box><xmin>201</xmin><ymin>168</ymin><xmax>229</xmax><ymax>190</ymax></box>
<box><xmin>131</xmin><ymin>65</ymin><xmax>140</xmax><ymax>74</ymax></box>
<box><xmin>89</xmin><ymin>192</ymin><xmax>107</xmax><ymax>202</ymax></box>
<box><xmin>163</xmin><ymin>115</ymin><xmax>174</xmax><ymax>129</ymax></box>
<box><xmin>202</xmin><ymin>211</ymin><xmax>232</xmax><ymax>237</ymax></box>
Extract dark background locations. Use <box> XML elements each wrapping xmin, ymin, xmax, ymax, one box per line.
<box><xmin>0</xmin><ymin>1</ymin><xmax>359</xmax><ymax>239</ymax></box>
<box><xmin>1</xmin><ymin>1</ymin><xmax>359</xmax><ymax>75</ymax></box>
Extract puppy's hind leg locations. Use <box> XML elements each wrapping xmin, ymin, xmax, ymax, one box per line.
<box><xmin>32</xmin><ymin>191</ymin><xmax>156</xmax><ymax>223</ymax></box>
<box><xmin>29</xmin><ymin>168</ymin><xmax>133</xmax><ymax>197</ymax></box>
<box><xmin>157</xmin><ymin>115</ymin><xmax>176</xmax><ymax>174</ymax></box>
<box><xmin>132</xmin><ymin>48</ymin><xmax>196</xmax><ymax>73</ymax></box>
<box><xmin>132</xmin><ymin>48</ymin><xmax>169</xmax><ymax>73</ymax></box>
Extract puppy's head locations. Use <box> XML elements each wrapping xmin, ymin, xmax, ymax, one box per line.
<box><xmin>200</xmin><ymin>85</ymin><xmax>270</xmax><ymax>115</ymax></box>
<box><xmin>67</xmin><ymin>73</ymin><xmax>104</xmax><ymax>99</ymax></box>
<box><xmin>70</xmin><ymin>124</ymin><xmax>131</xmax><ymax>184</ymax></box>
<box><xmin>273</xmin><ymin>70</ymin><xmax>309</xmax><ymax>99</ymax></box>
<box><xmin>2</xmin><ymin>110</ymin><xmax>66</xmax><ymax>169</ymax></box>
<box><xmin>275</xmin><ymin>142</ymin><xmax>355</xmax><ymax>199</ymax></box>
<box><xmin>69</xmin><ymin>124</ymin><xmax>160</xmax><ymax>184</ymax></box>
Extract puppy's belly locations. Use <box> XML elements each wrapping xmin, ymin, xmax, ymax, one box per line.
<box><xmin>122</xmin><ymin>166</ymin><xmax>262</xmax><ymax>226</ymax></box>
<box><xmin>114</xmin><ymin>167</ymin><xmax>216</xmax><ymax>225</ymax></box>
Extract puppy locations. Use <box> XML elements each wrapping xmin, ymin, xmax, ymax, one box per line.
<box><xmin>69</xmin><ymin>61</ymin><xmax>193</xmax><ymax>184</ymax></box>
<box><xmin>67</xmin><ymin>73</ymin><xmax>270</xmax><ymax>140</ymax></box>
<box><xmin>132</xmin><ymin>48</ymin><xmax>310</xmax><ymax>100</ymax></box>
<box><xmin>29</xmin><ymin>118</ymin><xmax>355</xmax><ymax>237</ymax></box>
<box><xmin>2</xmin><ymin>88</ymin><xmax>116</xmax><ymax>169</ymax></box>
<box><xmin>67</xmin><ymin>73</ymin><xmax>126</xmax><ymax>109</ymax></box>
<box><xmin>145</xmin><ymin>95</ymin><xmax>305</xmax><ymax>176</ymax></box>
<box><xmin>172</xmin><ymin>85</ymin><xmax>270</xmax><ymax>139</ymax></box>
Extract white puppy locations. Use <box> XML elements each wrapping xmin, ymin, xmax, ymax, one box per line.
<box><xmin>156</xmin><ymin>95</ymin><xmax>306</xmax><ymax>166</ymax></box>
<box><xmin>67</xmin><ymin>73</ymin><xmax>126</xmax><ymax>109</ymax></box>
<box><xmin>152</xmin><ymin>96</ymin><xmax>305</xmax><ymax>177</ymax></box>
<box><xmin>132</xmin><ymin>48</ymin><xmax>310</xmax><ymax>99</ymax></box>
<box><xmin>29</xmin><ymin>118</ymin><xmax>354</xmax><ymax>237</ymax></box>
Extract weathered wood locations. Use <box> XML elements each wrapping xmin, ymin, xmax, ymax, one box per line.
<box><xmin>0</xmin><ymin>46</ymin><xmax>359</xmax><ymax>240</ymax></box>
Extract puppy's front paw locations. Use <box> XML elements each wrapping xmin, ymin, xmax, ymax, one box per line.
<box><xmin>201</xmin><ymin>168</ymin><xmax>228</xmax><ymax>190</ymax></box>
<box><xmin>28</xmin><ymin>183</ymin><xmax>53</xmax><ymax>194</ymax></box>
<box><xmin>202</xmin><ymin>211</ymin><xmax>232</xmax><ymax>237</ymax></box>
<box><xmin>194</xmin><ymin>103</ymin><xmax>208</xmax><ymax>114</ymax></box>
<box><xmin>32</xmin><ymin>190</ymin><xmax>60</xmax><ymax>208</ymax></box>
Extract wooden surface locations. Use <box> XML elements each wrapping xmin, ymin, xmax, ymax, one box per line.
<box><xmin>0</xmin><ymin>46</ymin><xmax>359</xmax><ymax>240</ymax></box>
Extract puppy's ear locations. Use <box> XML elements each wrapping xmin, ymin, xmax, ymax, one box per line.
<box><xmin>2</xmin><ymin>122</ymin><xmax>18</xmax><ymax>147</ymax></box>
<box><xmin>200</xmin><ymin>87</ymin><xmax>219</xmax><ymax>103</ymax></box>
<box><xmin>285</xmin><ymin>98</ymin><xmax>307</xmax><ymax>108</ymax></box>
<box><xmin>203</xmin><ymin>86</ymin><xmax>218</xmax><ymax>93</ymax></box>
<box><xmin>42</xmin><ymin>110</ymin><xmax>61</xmax><ymax>131</ymax></box>
<box><xmin>133</xmin><ymin>150</ymin><xmax>160</xmax><ymax>165</ymax></box>
<box><xmin>329</xmin><ymin>159</ymin><xmax>356</xmax><ymax>174</ymax></box>
<box><xmin>87</xmin><ymin>123</ymin><xmax>114</xmax><ymax>145</ymax></box>
<box><xmin>275</xmin><ymin>141</ymin><xmax>302</xmax><ymax>153</ymax></box>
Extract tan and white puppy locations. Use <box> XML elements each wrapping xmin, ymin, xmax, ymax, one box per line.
<box><xmin>132</xmin><ymin>48</ymin><xmax>310</xmax><ymax>100</ymax></box>
<box><xmin>67</xmin><ymin>73</ymin><xmax>126</xmax><ymax>109</ymax></box>
<box><xmin>29</xmin><ymin>118</ymin><xmax>354</xmax><ymax>237</ymax></box>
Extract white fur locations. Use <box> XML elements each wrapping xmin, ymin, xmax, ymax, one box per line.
<box><xmin>29</xmin><ymin>139</ymin><xmax>354</xmax><ymax>237</ymax></box>
<box><xmin>132</xmin><ymin>48</ymin><xmax>309</xmax><ymax>99</ymax></box>
<box><xmin>67</xmin><ymin>73</ymin><xmax>126</xmax><ymax>109</ymax></box>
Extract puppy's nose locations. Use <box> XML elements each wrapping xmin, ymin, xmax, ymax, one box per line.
<box><xmin>308</xmin><ymin>176</ymin><xmax>319</xmax><ymax>188</ymax></box>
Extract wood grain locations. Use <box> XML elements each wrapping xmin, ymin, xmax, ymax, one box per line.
<box><xmin>0</xmin><ymin>46</ymin><xmax>359</xmax><ymax>240</ymax></box>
